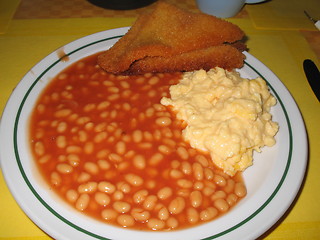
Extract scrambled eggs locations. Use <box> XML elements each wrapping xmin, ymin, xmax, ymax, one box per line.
<box><xmin>161</xmin><ymin>68</ymin><xmax>279</xmax><ymax>176</ymax></box>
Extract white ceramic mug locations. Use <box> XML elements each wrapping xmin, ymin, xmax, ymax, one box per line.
<box><xmin>196</xmin><ymin>0</ymin><xmax>268</xmax><ymax>18</ymax></box>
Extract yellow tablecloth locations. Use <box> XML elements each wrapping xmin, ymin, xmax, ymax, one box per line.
<box><xmin>1</xmin><ymin>1</ymin><xmax>320</xmax><ymax>239</ymax></box>
<box><xmin>246</xmin><ymin>0</ymin><xmax>320</xmax><ymax>31</ymax></box>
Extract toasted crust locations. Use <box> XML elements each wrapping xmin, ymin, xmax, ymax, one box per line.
<box><xmin>98</xmin><ymin>1</ymin><xmax>246</xmax><ymax>74</ymax></box>
<box><xmin>126</xmin><ymin>45</ymin><xmax>245</xmax><ymax>74</ymax></box>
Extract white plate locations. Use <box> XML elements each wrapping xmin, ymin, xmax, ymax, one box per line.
<box><xmin>0</xmin><ymin>27</ymin><xmax>308</xmax><ymax>240</ymax></box>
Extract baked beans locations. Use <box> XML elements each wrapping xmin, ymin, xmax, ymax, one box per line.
<box><xmin>30</xmin><ymin>53</ymin><xmax>247</xmax><ymax>231</ymax></box>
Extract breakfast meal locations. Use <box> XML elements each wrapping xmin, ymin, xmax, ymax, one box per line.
<box><xmin>97</xmin><ymin>1</ymin><xmax>246</xmax><ymax>75</ymax></box>
<box><xmin>29</xmin><ymin>1</ymin><xmax>278</xmax><ymax>232</ymax></box>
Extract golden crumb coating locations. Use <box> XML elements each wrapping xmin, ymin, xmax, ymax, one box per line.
<box><xmin>125</xmin><ymin>45</ymin><xmax>245</xmax><ymax>74</ymax></box>
<box><xmin>98</xmin><ymin>1</ymin><xmax>246</xmax><ymax>74</ymax></box>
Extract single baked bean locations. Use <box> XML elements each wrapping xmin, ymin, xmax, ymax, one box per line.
<box><xmin>177</xmin><ymin>189</ymin><xmax>191</xmax><ymax>198</ymax></box>
<box><xmin>102</xmin><ymin>80</ymin><xmax>113</xmax><ymax>88</ymax></box>
<box><xmin>76</xmin><ymin>116</ymin><xmax>90</xmax><ymax>125</ymax></box>
<box><xmin>146</xmin><ymin>180</ymin><xmax>156</xmax><ymax>189</ymax></box>
<box><xmin>155</xmin><ymin>117</ymin><xmax>172</xmax><ymax>127</ymax></box>
<box><xmin>145</xmin><ymin>107</ymin><xmax>155</xmax><ymax>117</ymax></box>
<box><xmin>143</xmin><ymin>131</ymin><xmax>153</xmax><ymax>141</ymax></box>
<box><xmin>113</xmin><ymin>190</ymin><xmax>124</xmax><ymax>201</ymax></box>
<box><xmin>214</xmin><ymin>174</ymin><xmax>227</xmax><ymax>187</ymax></box>
<box><xmin>235</xmin><ymin>182</ymin><xmax>247</xmax><ymax>197</ymax></box>
<box><xmin>153</xmin><ymin>129</ymin><xmax>161</xmax><ymax>140</ymax></box>
<box><xmin>66</xmin><ymin>189</ymin><xmax>78</xmax><ymax>203</ymax></box>
<box><xmin>148</xmin><ymin>90</ymin><xmax>157</xmax><ymax>97</ymax></box>
<box><xmin>36</xmin><ymin>103</ymin><xmax>45</xmax><ymax>114</ymax></box>
<box><xmin>157</xmin><ymin>187</ymin><xmax>173</xmax><ymax>200</ymax></box>
<box><xmin>113</xmin><ymin>201</ymin><xmax>131</xmax><ymax>213</ymax></box>
<box><xmin>84</xmin><ymin>122</ymin><xmax>94</xmax><ymax>131</ymax></box>
<box><xmin>94</xmin><ymin>192</ymin><xmax>110</xmax><ymax>206</ymax></box>
<box><xmin>202</xmin><ymin>186</ymin><xmax>215</xmax><ymax>196</ymax></box>
<box><xmin>121</xmin><ymin>89</ymin><xmax>132</xmax><ymax>98</ymax></box>
<box><xmin>143</xmin><ymin>195</ymin><xmax>158</xmax><ymax>210</ymax></box>
<box><xmin>121</xmin><ymin>134</ymin><xmax>131</xmax><ymax>142</ymax></box>
<box><xmin>153</xmin><ymin>103</ymin><xmax>166</xmax><ymax>111</ymax></box>
<box><xmin>117</xmin><ymin>181</ymin><xmax>131</xmax><ymax>193</ymax></box>
<box><xmin>98</xmin><ymin>181</ymin><xmax>116</xmax><ymax>194</ymax></box>
<box><xmin>166</xmin><ymin>217</ymin><xmax>179</xmax><ymax>229</ymax></box>
<box><xmin>102</xmin><ymin>209</ymin><xmax>118</xmax><ymax>221</ymax></box>
<box><xmin>94</xmin><ymin>122</ymin><xmax>108</xmax><ymax>133</ymax></box>
<box><xmin>162</xmin><ymin>138</ymin><xmax>176</xmax><ymax>148</ymax></box>
<box><xmin>195</xmin><ymin>155</ymin><xmax>209</xmax><ymax>167</ymax></box>
<box><xmin>193</xmin><ymin>162</ymin><xmax>204</xmax><ymax>181</ymax></box>
<box><xmin>132</xmin><ymin>130</ymin><xmax>143</xmax><ymax>143</ymax></box>
<box><xmin>56</xmin><ymin>163</ymin><xmax>73</xmax><ymax>174</ymax></box>
<box><xmin>148</xmin><ymin>76</ymin><xmax>159</xmax><ymax>85</ymax></box>
<box><xmin>169</xmin><ymin>197</ymin><xmax>185</xmax><ymax>215</ymax></box>
<box><xmin>211</xmin><ymin>190</ymin><xmax>227</xmax><ymax>201</ymax></box>
<box><xmin>187</xmin><ymin>207</ymin><xmax>199</xmax><ymax>224</ymax></box>
<box><xmin>133</xmin><ymin>155</ymin><xmax>146</xmax><ymax>170</ymax></box>
<box><xmin>214</xmin><ymin>198</ymin><xmax>229</xmax><ymax>212</ymax></box>
<box><xmin>117</xmin><ymin>214</ymin><xmax>135</xmax><ymax>227</ymax></box>
<box><xmin>158</xmin><ymin>145</ymin><xmax>171</xmax><ymax>155</ymax></box>
<box><xmin>200</xmin><ymin>207</ymin><xmax>218</xmax><ymax>221</ymax></box>
<box><xmin>110</xmin><ymin>110</ymin><xmax>118</xmax><ymax>119</ymax></box>
<box><xmin>158</xmin><ymin>207</ymin><xmax>170</xmax><ymax>221</ymax></box>
<box><xmin>149</xmin><ymin>153</ymin><xmax>163</xmax><ymax>166</ymax></box>
<box><xmin>38</xmin><ymin>154</ymin><xmax>50</xmax><ymax>164</ymax></box>
<box><xmin>122</xmin><ymin>102</ymin><xmax>131</xmax><ymax>111</ymax></box>
<box><xmin>66</xmin><ymin>145</ymin><xmax>82</xmax><ymax>154</ymax></box>
<box><xmin>204</xmin><ymin>168</ymin><xmax>214</xmax><ymax>180</ymax></box>
<box><xmin>161</xmin><ymin>127</ymin><xmax>173</xmax><ymax>138</ymax></box>
<box><xmin>67</xmin><ymin>154</ymin><xmax>80</xmax><ymax>167</ymax></box>
<box><xmin>108</xmin><ymin>153</ymin><xmax>123</xmax><ymax>163</ymax></box>
<box><xmin>34</xmin><ymin>141</ymin><xmax>45</xmax><ymax>156</ymax></box>
<box><xmin>35</xmin><ymin>129</ymin><xmax>44</xmax><ymax>139</ymax></box>
<box><xmin>94</xmin><ymin>132</ymin><xmax>108</xmax><ymax>143</ymax></box>
<box><xmin>171</xmin><ymin>160</ymin><xmax>180</xmax><ymax>169</ymax></box>
<box><xmin>116</xmin><ymin>75</ymin><xmax>129</xmax><ymax>80</ymax></box>
<box><xmin>224</xmin><ymin>179</ymin><xmax>235</xmax><ymax>193</ymax></box>
<box><xmin>75</xmin><ymin>193</ymin><xmax>90</xmax><ymax>211</ymax></box>
<box><xmin>226</xmin><ymin>193</ymin><xmax>238</xmax><ymax>206</ymax></box>
<box><xmin>181</xmin><ymin>161</ymin><xmax>192</xmax><ymax>175</ymax></box>
<box><xmin>50</xmin><ymin>172</ymin><xmax>61</xmax><ymax>186</ymax></box>
<box><xmin>177</xmin><ymin>146</ymin><xmax>189</xmax><ymax>160</ymax></box>
<box><xmin>83</xmin><ymin>103</ymin><xmax>96</xmax><ymax>112</ymax></box>
<box><xmin>115</xmin><ymin>141</ymin><xmax>126</xmax><ymax>155</ymax></box>
<box><xmin>57</xmin><ymin>122</ymin><xmax>67</xmax><ymax>133</ymax></box>
<box><xmin>84</xmin><ymin>142</ymin><xmax>94</xmax><ymax>154</ymax></box>
<box><xmin>54</xmin><ymin>109</ymin><xmax>71</xmax><ymax>118</ymax></box>
<box><xmin>147</xmin><ymin>218</ymin><xmax>165</xmax><ymax>230</ymax></box>
<box><xmin>125</xmin><ymin>173</ymin><xmax>143</xmax><ymax>186</ymax></box>
<box><xmin>119</xmin><ymin>81</ymin><xmax>130</xmax><ymax>89</ymax></box>
<box><xmin>84</xmin><ymin>162</ymin><xmax>99</xmax><ymax>175</ymax></box>
<box><xmin>61</xmin><ymin>90</ymin><xmax>72</xmax><ymax>99</ymax></box>
<box><xmin>69</xmin><ymin>114</ymin><xmax>79</xmax><ymax>122</ymax></box>
<box><xmin>108</xmin><ymin>86</ymin><xmax>119</xmax><ymax>93</ymax></box>
<box><xmin>190</xmin><ymin>191</ymin><xmax>203</xmax><ymax>208</ymax></box>
<box><xmin>170</xmin><ymin>169</ymin><xmax>184</xmax><ymax>179</ymax></box>
<box><xmin>133</xmin><ymin>189</ymin><xmax>148</xmax><ymax>204</ymax></box>
<box><xmin>131</xmin><ymin>208</ymin><xmax>150</xmax><ymax>222</ymax></box>
<box><xmin>193</xmin><ymin>181</ymin><xmax>204</xmax><ymax>190</ymax></box>
<box><xmin>77</xmin><ymin>172</ymin><xmax>91</xmax><ymax>183</ymax></box>
<box><xmin>78</xmin><ymin>181</ymin><xmax>97</xmax><ymax>193</ymax></box>
<box><xmin>177</xmin><ymin>179</ymin><xmax>193</xmax><ymax>188</ymax></box>
<box><xmin>108</xmin><ymin>93</ymin><xmax>120</xmax><ymax>101</ymax></box>
<box><xmin>97</xmin><ymin>159</ymin><xmax>110</xmax><ymax>170</ymax></box>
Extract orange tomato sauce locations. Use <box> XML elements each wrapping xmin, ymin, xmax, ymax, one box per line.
<box><xmin>29</xmin><ymin>53</ymin><xmax>247</xmax><ymax>231</ymax></box>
